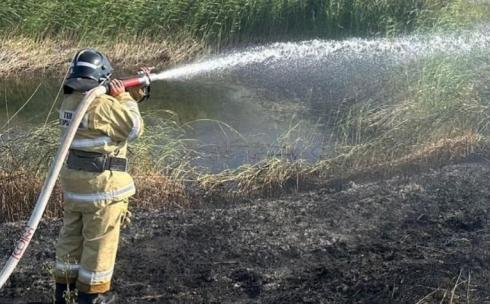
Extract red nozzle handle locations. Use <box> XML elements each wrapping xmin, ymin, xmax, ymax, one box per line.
<box><xmin>121</xmin><ymin>75</ymin><xmax>151</xmax><ymax>89</ymax></box>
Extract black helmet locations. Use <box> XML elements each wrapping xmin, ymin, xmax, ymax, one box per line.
<box><xmin>68</xmin><ymin>48</ymin><xmax>113</xmax><ymax>82</ymax></box>
<box><xmin>64</xmin><ymin>48</ymin><xmax>113</xmax><ymax>92</ymax></box>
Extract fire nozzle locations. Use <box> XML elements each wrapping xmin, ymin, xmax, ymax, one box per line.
<box><xmin>120</xmin><ymin>73</ymin><xmax>156</xmax><ymax>89</ymax></box>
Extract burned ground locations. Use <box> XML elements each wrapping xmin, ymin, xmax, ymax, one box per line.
<box><xmin>1</xmin><ymin>161</ymin><xmax>490</xmax><ymax>303</ymax></box>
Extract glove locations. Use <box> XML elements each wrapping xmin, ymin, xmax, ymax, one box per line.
<box><xmin>128</xmin><ymin>86</ymin><xmax>150</xmax><ymax>103</ymax></box>
<box><xmin>129</xmin><ymin>66</ymin><xmax>153</xmax><ymax>102</ymax></box>
<box><xmin>121</xmin><ymin>209</ymin><xmax>132</xmax><ymax>228</ymax></box>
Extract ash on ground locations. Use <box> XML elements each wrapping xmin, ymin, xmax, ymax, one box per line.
<box><xmin>1</xmin><ymin>162</ymin><xmax>490</xmax><ymax>303</ymax></box>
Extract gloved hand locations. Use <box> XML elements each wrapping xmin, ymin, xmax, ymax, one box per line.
<box><xmin>121</xmin><ymin>209</ymin><xmax>132</xmax><ymax>228</ymax></box>
<box><xmin>139</xmin><ymin>66</ymin><xmax>153</xmax><ymax>76</ymax></box>
<box><xmin>128</xmin><ymin>66</ymin><xmax>153</xmax><ymax>102</ymax></box>
<box><xmin>127</xmin><ymin>86</ymin><xmax>149</xmax><ymax>102</ymax></box>
<box><xmin>109</xmin><ymin>79</ymin><xmax>125</xmax><ymax>97</ymax></box>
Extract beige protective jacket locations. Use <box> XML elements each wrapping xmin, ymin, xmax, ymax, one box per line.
<box><xmin>59</xmin><ymin>91</ymin><xmax>144</xmax><ymax>204</ymax></box>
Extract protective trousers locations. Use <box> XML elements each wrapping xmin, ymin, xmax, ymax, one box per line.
<box><xmin>54</xmin><ymin>199</ymin><xmax>129</xmax><ymax>293</ymax></box>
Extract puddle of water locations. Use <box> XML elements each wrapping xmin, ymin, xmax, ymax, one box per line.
<box><xmin>0</xmin><ymin>77</ymin><xmax>324</xmax><ymax>172</ymax></box>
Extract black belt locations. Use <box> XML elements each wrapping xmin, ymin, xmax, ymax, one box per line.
<box><xmin>67</xmin><ymin>150</ymin><xmax>128</xmax><ymax>173</ymax></box>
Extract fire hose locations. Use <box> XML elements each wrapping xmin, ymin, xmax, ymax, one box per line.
<box><xmin>0</xmin><ymin>72</ymin><xmax>158</xmax><ymax>289</ymax></box>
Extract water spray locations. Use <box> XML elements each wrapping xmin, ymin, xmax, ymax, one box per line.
<box><xmin>146</xmin><ymin>26</ymin><xmax>490</xmax><ymax>82</ymax></box>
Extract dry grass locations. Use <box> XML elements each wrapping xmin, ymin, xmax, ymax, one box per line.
<box><xmin>0</xmin><ymin>35</ymin><xmax>203</xmax><ymax>78</ymax></box>
<box><xmin>1</xmin><ymin>115</ymin><xmax>488</xmax><ymax>223</ymax></box>
<box><xmin>134</xmin><ymin>175</ymin><xmax>192</xmax><ymax>210</ymax></box>
<box><xmin>416</xmin><ymin>270</ymin><xmax>473</xmax><ymax>304</ymax></box>
<box><xmin>0</xmin><ymin>171</ymin><xmax>63</xmax><ymax>222</ymax></box>
<box><xmin>0</xmin><ymin>130</ymin><xmax>484</xmax><ymax>222</ymax></box>
<box><xmin>0</xmin><ymin>170</ymin><xmax>194</xmax><ymax>222</ymax></box>
<box><xmin>326</xmin><ymin>132</ymin><xmax>483</xmax><ymax>183</ymax></box>
<box><xmin>195</xmin><ymin>131</ymin><xmax>483</xmax><ymax>203</ymax></box>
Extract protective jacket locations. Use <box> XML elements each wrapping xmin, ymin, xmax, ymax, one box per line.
<box><xmin>59</xmin><ymin>91</ymin><xmax>143</xmax><ymax>203</ymax></box>
<box><xmin>54</xmin><ymin>90</ymin><xmax>143</xmax><ymax>293</ymax></box>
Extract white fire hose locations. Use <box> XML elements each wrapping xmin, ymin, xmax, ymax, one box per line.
<box><xmin>0</xmin><ymin>86</ymin><xmax>107</xmax><ymax>289</ymax></box>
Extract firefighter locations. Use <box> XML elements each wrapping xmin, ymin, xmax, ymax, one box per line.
<box><xmin>53</xmin><ymin>48</ymin><xmax>148</xmax><ymax>304</ymax></box>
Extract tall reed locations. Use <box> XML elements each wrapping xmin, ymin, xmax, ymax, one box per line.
<box><xmin>1</xmin><ymin>0</ymin><xmax>487</xmax><ymax>46</ymax></box>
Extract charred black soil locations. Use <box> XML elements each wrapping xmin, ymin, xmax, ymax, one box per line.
<box><xmin>1</xmin><ymin>162</ymin><xmax>490</xmax><ymax>303</ymax></box>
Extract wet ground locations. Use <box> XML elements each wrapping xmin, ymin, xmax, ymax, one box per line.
<box><xmin>1</xmin><ymin>161</ymin><xmax>490</xmax><ymax>303</ymax></box>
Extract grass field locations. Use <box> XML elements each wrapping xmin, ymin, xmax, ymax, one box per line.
<box><xmin>1</xmin><ymin>0</ymin><xmax>489</xmax><ymax>221</ymax></box>
<box><xmin>1</xmin><ymin>0</ymin><xmax>488</xmax><ymax>77</ymax></box>
<box><xmin>2</xmin><ymin>0</ymin><xmax>456</xmax><ymax>44</ymax></box>
<box><xmin>1</xmin><ymin>0</ymin><xmax>489</xmax><ymax>46</ymax></box>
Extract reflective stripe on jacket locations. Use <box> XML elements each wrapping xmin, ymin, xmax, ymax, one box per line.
<box><xmin>59</xmin><ymin>91</ymin><xmax>144</xmax><ymax>203</ymax></box>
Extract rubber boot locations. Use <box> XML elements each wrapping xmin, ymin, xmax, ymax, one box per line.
<box><xmin>55</xmin><ymin>283</ymin><xmax>76</xmax><ymax>304</ymax></box>
<box><xmin>78</xmin><ymin>292</ymin><xmax>116</xmax><ymax>304</ymax></box>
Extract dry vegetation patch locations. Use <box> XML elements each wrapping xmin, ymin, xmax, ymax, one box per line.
<box><xmin>0</xmin><ymin>36</ymin><xmax>202</xmax><ymax>78</ymax></box>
